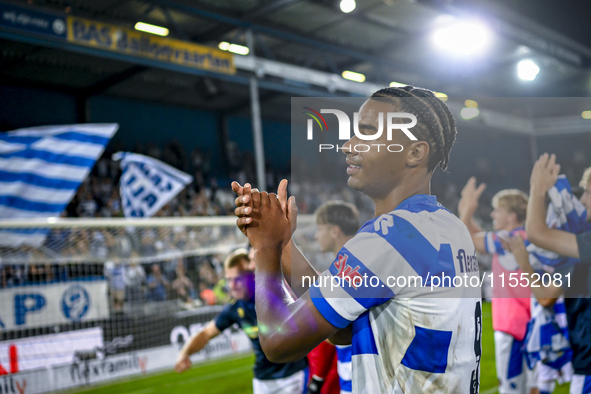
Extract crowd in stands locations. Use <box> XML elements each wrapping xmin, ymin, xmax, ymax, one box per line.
<box><xmin>2</xmin><ymin>137</ymin><xmax>587</xmax><ymax>316</ymax></box>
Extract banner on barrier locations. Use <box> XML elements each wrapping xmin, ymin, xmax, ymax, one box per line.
<box><xmin>0</xmin><ymin>281</ymin><xmax>109</xmax><ymax>331</ymax></box>
<box><xmin>0</xmin><ymin>2</ymin><xmax>67</xmax><ymax>39</ymax></box>
<box><xmin>0</xmin><ymin>368</ymin><xmax>49</xmax><ymax>394</ymax></box>
<box><xmin>66</xmin><ymin>16</ymin><xmax>235</xmax><ymax>75</ymax></box>
<box><xmin>0</xmin><ymin>327</ymin><xmax>103</xmax><ymax>374</ymax></box>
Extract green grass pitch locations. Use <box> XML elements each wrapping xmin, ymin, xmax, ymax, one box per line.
<box><xmin>70</xmin><ymin>302</ymin><xmax>570</xmax><ymax>394</ymax></box>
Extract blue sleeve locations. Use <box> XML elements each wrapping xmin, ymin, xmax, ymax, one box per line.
<box><xmin>214</xmin><ymin>303</ymin><xmax>236</xmax><ymax>332</ymax></box>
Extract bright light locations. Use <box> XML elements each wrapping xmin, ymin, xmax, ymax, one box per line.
<box><xmin>434</xmin><ymin>92</ymin><xmax>448</xmax><ymax>101</ymax></box>
<box><xmin>340</xmin><ymin>0</ymin><xmax>356</xmax><ymax>13</ymax></box>
<box><xmin>342</xmin><ymin>70</ymin><xmax>365</xmax><ymax>83</ymax></box>
<box><xmin>461</xmin><ymin>107</ymin><xmax>480</xmax><ymax>120</ymax></box>
<box><xmin>218</xmin><ymin>41</ymin><xmax>250</xmax><ymax>55</ymax></box>
<box><xmin>517</xmin><ymin>60</ymin><xmax>540</xmax><ymax>81</ymax></box>
<box><xmin>390</xmin><ymin>81</ymin><xmax>406</xmax><ymax>87</ymax></box>
<box><xmin>582</xmin><ymin>111</ymin><xmax>591</xmax><ymax>119</ymax></box>
<box><xmin>134</xmin><ymin>22</ymin><xmax>169</xmax><ymax>36</ymax></box>
<box><xmin>464</xmin><ymin>99</ymin><xmax>478</xmax><ymax>108</ymax></box>
<box><xmin>432</xmin><ymin>20</ymin><xmax>492</xmax><ymax>56</ymax></box>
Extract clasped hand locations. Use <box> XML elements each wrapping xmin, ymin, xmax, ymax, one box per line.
<box><xmin>231</xmin><ymin>179</ymin><xmax>295</xmax><ymax>252</ymax></box>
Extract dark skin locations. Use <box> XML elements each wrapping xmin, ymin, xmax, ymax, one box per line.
<box><xmin>235</xmin><ymin>98</ymin><xmax>433</xmax><ymax>363</ymax></box>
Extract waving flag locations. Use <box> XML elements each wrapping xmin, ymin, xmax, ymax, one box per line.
<box><xmin>0</xmin><ymin>124</ymin><xmax>118</xmax><ymax>246</ymax></box>
<box><xmin>526</xmin><ymin>175</ymin><xmax>591</xmax><ymax>269</ymax></box>
<box><xmin>113</xmin><ymin>152</ymin><xmax>192</xmax><ymax>218</ymax></box>
<box><xmin>523</xmin><ymin>298</ymin><xmax>573</xmax><ymax>383</ymax></box>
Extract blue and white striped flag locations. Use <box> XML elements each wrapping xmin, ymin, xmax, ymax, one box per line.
<box><xmin>0</xmin><ymin>124</ymin><xmax>118</xmax><ymax>246</ymax></box>
<box><xmin>526</xmin><ymin>175</ymin><xmax>591</xmax><ymax>269</ymax></box>
<box><xmin>523</xmin><ymin>298</ymin><xmax>573</xmax><ymax>383</ymax></box>
<box><xmin>113</xmin><ymin>152</ymin><xmax>192</xmax><ymax>218</ymax></box>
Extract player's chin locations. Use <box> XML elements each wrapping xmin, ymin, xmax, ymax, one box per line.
<box><xmin>347</xmin><ymin>176</ymin><xmax>363</xmax><ymax>192</ymax></box>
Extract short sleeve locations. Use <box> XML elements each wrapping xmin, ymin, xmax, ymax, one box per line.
<box><xmin>310</xmin><ymin>213</ymin><xmax>447</xmax><ymax>328</ymax></box>
<box><xmin>484</xmin><ymin>231</ymin><xmax>507</xmax><ymax>254</ymax></box>
<box><xmin>214</xmin><ymin>304</ymin><xmax>236</xmax><ymax>332</ymax></box>
<box><xmin>576</xmin><ymin>231</ymin><xmax>591</xmax><ymax>264</ymax></box>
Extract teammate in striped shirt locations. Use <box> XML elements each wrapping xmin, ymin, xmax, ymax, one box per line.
<box><xmin>308</xmin><ymin>201</ymin><xmax>358</xmax><ymax>394</ymax></box>
<box><xmin>458</xmin><ymin>181</ymin><xmax>535</xmax><ymax>394</ymax></box>
<box><xmin>235</xmin><ymin>86</ymin><xmax>482</xmax><ymax>393</ymax></box>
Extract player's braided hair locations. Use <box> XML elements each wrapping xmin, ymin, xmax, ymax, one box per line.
<box><xmin>370</xmin><ymin>86</ymin><xmax>457</xmax><ymax>172</ymax></box>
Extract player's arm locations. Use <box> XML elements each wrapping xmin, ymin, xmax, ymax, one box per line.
<box><xmin>175</xmin><ymin>321</ymin><xmax>220</xmax><ymax>373</ymax></box>
<box><xmin>458</xmin><ymin>177</ymin><xmax>487</xmax><ymax>254</ymax></box>
<box><xmin>248</xmin><ymin>191</ymin><xmax>340</xmax><ymax>363</ymax></box>
<box><xmin>525</xmin><ymin>153</ymin><xmax>579</xmax><ymax>258</ymax></box>
<box><xmin>501</xmin><ymin>234</ymin><xmax>562</xmax><ymax>307</ymax></box>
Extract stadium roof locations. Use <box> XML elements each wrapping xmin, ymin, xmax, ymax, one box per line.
<box><xmin>1</xmin><ymin>0</ymin><xmax>591</xmax><ymax>121</ymax></box>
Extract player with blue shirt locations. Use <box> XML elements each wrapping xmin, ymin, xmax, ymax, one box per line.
<box><xmin>520</xmin><ymin>156</ymin><xmax>591</xmax><ymax>394</ymax></box>
<box><xmin>174</xmin><ymin>249</ymin><xmax>308</xmax><ymax>394</ymax></box>
<box><xmin>233</xmin><ymin>86</ymin><xmax>482</xmax><ymax>393</ymax></box>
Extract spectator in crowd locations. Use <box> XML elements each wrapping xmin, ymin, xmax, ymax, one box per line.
<box><xmin>172</xmin><ymin>261</ymin><xmax>197</xmax><ymax>305</ymax></box>
<box><xmin>147</xmin><ymin>263</ymin><xmax>170</xmax><ymax>301</ymax></box>
<box><xmin>104</xmin><ymin>259</ymin><xmax>125</xmax><ymax>313</ymax></box>
<box><xmin>124</xmin><ymin>252</ymin><xmax>145</xmax><ymax>303</ymax></box>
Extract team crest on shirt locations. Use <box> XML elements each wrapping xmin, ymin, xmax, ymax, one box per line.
<box><xmin>237</xmin><ymin>307</ymin><xmax>245</xmax><ymax>318</ymax></box>
<box><xmin>334</xmin><ymin>254</ymin><xmax>363</xmax><ymax>289</ymax></box>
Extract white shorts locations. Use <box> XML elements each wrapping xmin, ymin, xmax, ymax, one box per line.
<box><xmin>253</xmin><ymin>368</ymin><xmax>309</xmax><ymax>394</ymax></box>
<box><xmin>494</xmin><ymin>331</ymin><xmax>537</xmax><ymax>394</ymax></box>
<box><xmin>570</xmin><ymin>374</ymin><xmax>591</xmax><ymax>394</ymax></box>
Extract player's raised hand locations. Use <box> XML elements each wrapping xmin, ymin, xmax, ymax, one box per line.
<box><xmin>232</xmin><ymin>182</ymin><xmax>254</xmax><ymax>236</ymax></box>
<box><xmin>246</xmin><ymin>190</ymin><xmax>291</xmax><ymax>251</ymax></box>
<box><xmin>530</xmin><ymin>153</ymin><xmax>560</xmax><ymax>197</ymax></box>
<box><xmin>174</xmin><ymin>354</ymin><xmax>192</xmax><ymax>373</ymax></box>
<box><xmin>277</xmin><ymin>179</ymin><xmax>298</xmax><ymax>235</ymax></box>
<box><xmin>499</xmin><ymin>234</ymin><xmax>530</xmax><ymax>270</ymax></box>
<box><xmin>458</xmin><ymin>177</ymin><xmax>486</xmax><ymax>216</ymax></box>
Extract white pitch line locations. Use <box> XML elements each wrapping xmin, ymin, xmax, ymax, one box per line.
<box><xmin>480</xmin><ymin>386</ymin><xmax>499</xmax><ymax>394</ymax></box>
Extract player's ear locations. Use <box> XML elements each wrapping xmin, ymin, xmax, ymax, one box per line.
<box><xmin>405</xmin><ymin>141</ymin><xmax>430</xmax><ymax>168</ymax></box>
<box><xmin>330</xmin><ymin>225</ymin><xmax>341</xmax><ymax>238</ymax></box>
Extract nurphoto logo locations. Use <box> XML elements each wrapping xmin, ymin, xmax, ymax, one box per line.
<box><xmin>303</xmin><ymin>107</ymin><xmax>418</xmax><ymax>152</ymax></box>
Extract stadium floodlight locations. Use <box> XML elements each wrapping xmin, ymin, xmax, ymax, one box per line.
<box><xmin>434</xmin><ymin>92</ymin><xmax>448</xmax><ymax>101</ymax></box>
<box><xmin>582</xmin><ymin>110</ymin><xmax>591</xmax><ymax>119</ymax></box>
<box><xmin>218</xmin><ymin>41</ymin><xmax>250</xmax><ymax>55</ymax></box>
<box><xmin>342</xmin><ymin>70</ymin><xmax>365</xmax><ymax>82</ymax></box>
<box><xmin>390</xmin><ymin>81</ymin><xmax>406</xmax><ymax>87</ymax></box>
<box><xmin>340</xmin><ymin>0</ymin><xmax>356</xmax><ymax>13</ymax></box>
<box><xmin>517</xmin><ymin>60</ymin><xmax>540</xmax><ymax>81</ymax></box>
<box><xmin>461</xmin><ymin>107</ymin><xmax>480</xmax><ymax>120</ymax></box>
<box><xmin>134</xmin><ymin>22</ymin><xmax>169</xmax><ymax>37</ymax></box>
<box><xmin>432</xmin><ymin>20</ymin><xmax>492</xmax><ymax>56</ymax></box>
<box><xmin>464</xmin><ymin>99</ymin><xmax>478</xmax><ymax>108</ymax></box>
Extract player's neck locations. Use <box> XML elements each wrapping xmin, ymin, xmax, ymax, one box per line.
<box><xmin>372</xmin><ymin>181</ymin><xmax>431</xmax><ymax>217</ymax></box>
<box><xmin>333</xmin><ymin>236</ymin><xmax>354</xmax><ymax>255</ymax></box>
<box><xmin>503</xmin><ymin>222</ymin><xmax>524</xmax><ymax>232</ymax></box>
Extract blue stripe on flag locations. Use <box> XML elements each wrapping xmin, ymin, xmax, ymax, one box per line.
<box><xmin>507</xmin><ymin>336</ymin><xmax>524</xmax><ymax>380</ymax></box>
<box><xmin>400</xmin><ymin>326</ymin><xmax>452</xmax><ymax>373</ymax></box>
<box><xmin>0</xmin><ymin>135</ymin><xmax>40</xmax><ymax>145</ymax></box>
<box><xmin>351</xmin><ymin>312</ymin><xmax>378</xmax><ymax>355</ymax></box>
<box><xmin>1</xmin><ymin>149</ymin><xmax>95</xmax><ymax>167</ymax></box>
<box><xmin>0</xmin><ymin>170</ymin><xmax>81</xmax><ymax>189</ymax></box>
<box><xmin>0</xmin><ymin>195</ymin><xmax>65</xmax><ymax>213</ymax></box>
<box><xmin>53</xmin><ymin>132</ymin><xmax>111</xmax><ymax>145</ymax></box>
<box><xmin>583</xmin><ymin>375</ymin><xmax>591</xmax><ymax>393</ymax></box>
<box><xmin>309</xmin><ymin>286</ymin><xmax>351</xmax><ymax>329</ymax></box>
